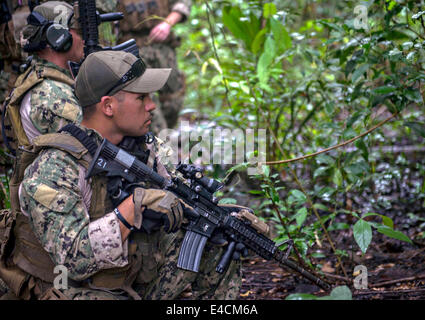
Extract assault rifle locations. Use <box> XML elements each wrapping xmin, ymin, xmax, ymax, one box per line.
<box><xmin>86</xmin><ymin>138</ymin><xmax>331</xmax><ymax>291</ymax></box>
<box><xmin>69</xmin><ymin>0</ymin><xmax>139</xmax><ymax>76</ymax></box>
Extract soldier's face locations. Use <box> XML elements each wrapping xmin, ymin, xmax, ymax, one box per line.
<box><xmin>68</xmin><ymin>29</ymin><xmax>85</xmax><ymax>62</ymax></box>
<box><xmin>113</xmin><ymin>91</ymin><xmax>156</xmax><ymax>137</ymax></box>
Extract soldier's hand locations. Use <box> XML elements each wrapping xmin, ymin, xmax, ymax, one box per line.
<box><xmin>148</xmin><ymin>21</ymin><xmax>172</xmax><ymax>42</ymax></box>
<box><xmin>133</xmin><ymin>188</ymin><xmax>184</xmax><ymax>233</ymax></box>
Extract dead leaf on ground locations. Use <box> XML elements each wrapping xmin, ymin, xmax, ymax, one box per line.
<box><xmin>321</xmin><ymin>262</ymin><xmax>335</xmax><ymax>273</ymax></box>
<box><xmin>240</xmin><ymin>290</ymin><xmax>254</xmax><ymax>297</ymax></box>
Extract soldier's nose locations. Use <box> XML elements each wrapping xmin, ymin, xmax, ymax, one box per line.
<box><xmin>145</xmin><ymin>97</ymin><xmax>156</xmax><ymax>111</ymax></box>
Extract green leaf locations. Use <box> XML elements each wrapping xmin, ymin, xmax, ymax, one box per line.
<box><xmin>404</xmin><ymin>88</ymin><xmax>423</xmax><ymax>104</ymax></box>
<box><xmin>263</xmin><ymin>3</ymin><xmax>277</xmax><ymax>18</ymax></box>
<box><xmin>355</xmin><ymin>139</ymin><xmax>369</xmax><ymax>161</ymax></box>
<box><xmin>313</xmin><ymin>203</ymin><xmax>329</xmax><ymax>211</ymax></box>
<box><xmin>287</xmin><ymin>286</ymin><xmax>352</xmax><ymax>300</ymax></box>
<box><xmin>326</xmin><ymin>286</ymin><xmax>352</xmax><ymax>300</ymax></box>
<box><xmin>316</xmin><ymin>154</ymin><xmax>335</xmax><ymax>165</ymax></box>
<box><xmin>328</xmin><ymin>222</ymin><xmax>350</xmax><ymax>231</ymax></box>
<box><xmin>294</xmin><ymin>207</ymin><xmax>308</xmax><ymax>227</ymax></box>
<box><xmin>381</xmin><ymin>216</ymin><xmax>394</xmax><ymax>229</ymax></box>
<box><xmin>377</xmin><ymin>226</ymin><xmax>412</xmax><ymax>244</ymax></box>
<box><xmin>290</xmin><ymin>189</ymin><xmax>307</xmax><ymax>204</ymax></box>
<box><xmin>362</xmin><ymin>212</ymin><xmax>394</xmax><ymax>229</ymax></box>
<box><xmin>404</xmin><ymin>121</ymin><xmax>425</xmax><ymax>138</ymax></box>
<box><xmin>318</xmin><ymin>20</ymin><xmax>344</xmax><ymax>33</ymax></box>
<box><xmin>313</xmin><ymin>166</ymin><xmax>329</xmax><ymax>179</ymax></box>
<box><xmin>316</xmin><ymin>186</ymin><xmax>336</xmax><ymax>199</ymax></box>
<box><xmin>218</xmin><ymin>198</ymin><xmax>237</xmax><ymax>205</ymax></box>
<box><xmin>251</xmin><ymin>28</ymin><xmax>267</xmax><ymax>55</ymax></box>
<box><xmin>353</xmin><ymin>219</ymin><xmax>372</xmax><ymax>253</ymax></box>
<box><xmin>373</xmin><ymin>86</ymin><xmax>395</xmax><ymax>95</ymax></box>
<box><xmin>256</xmin><ymin>36</ymin><xmax>276</xmax><ymax>83</ymax></box>
<box><xmin>257</xmin><ymin>52</ymin><xmax>271</xmax><ymax>84</ymax></box>
<box><xmin>264</xmin><ymin>36</ymin><xmax>277</xmax><ymax>58</ymax></box>
<box><xmin>351</xmin><ymin>64</ymin><xmax>369</xmax><ymax>82</ymax></box>
<box><xmin>285</xmin><ymin>293</ymin><xmax>318</xmax><ymax>300</ymax></box>
<box><xmin>222</xmin><ymin>6</ymin><xmax>251</xmax><ymax>48</ymax></box>
<box><xmin>270</xmin><ymin>17</ymin><xmax>292</xmax><ymax>54</ymax></box>
<box><xmin>333</xmin><ymin>168</ymin><xmax>343</xmax><ymax>187</ymax></box>
<box><xmin>262</xmin><ymin>165</ymin><xmax>270</xmax><ymax>177</ymax></box>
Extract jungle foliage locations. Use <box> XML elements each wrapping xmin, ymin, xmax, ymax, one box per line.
<box><xmin>173</xmin><ymin>0</ymin><xmax>425</xmax><ymax>277</ymax></box>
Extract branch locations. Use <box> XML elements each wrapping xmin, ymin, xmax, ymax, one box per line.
<box><xmin>261</xmin><ymin>112</ymin><xmax>399</xmax><ymax>166</ymax></box>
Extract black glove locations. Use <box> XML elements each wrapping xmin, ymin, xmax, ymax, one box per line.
<box><xmin>139</xmin><ymin>208</ymin><xmax>168</xmax><ymax>234</ymax></box>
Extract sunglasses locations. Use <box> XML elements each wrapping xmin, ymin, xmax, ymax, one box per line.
<box><xmin>105</xmin><ymin>58</ymin><xmax>147</xmax><ymax>96</ymax></box>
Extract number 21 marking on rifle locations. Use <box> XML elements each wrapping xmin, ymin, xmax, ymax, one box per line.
<box><xmin>97</xmin><ymin>158</ymin><xmax>107</xmax><ymax>168</ymax></box>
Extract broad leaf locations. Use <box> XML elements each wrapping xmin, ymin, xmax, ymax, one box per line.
<box><xmin>353</xmin><ymin>219</ymin><xmax>372</xmax><ymax>253</ymax></box>
<box><xmin>377</xmin><ymin>226</ymin><xmax>412</xmax><ymax>244</ymax></box>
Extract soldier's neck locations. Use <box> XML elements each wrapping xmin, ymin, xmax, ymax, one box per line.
<box><xmin>37</xmin><ymin>49</ymin><xmax>69</xmax><ymax>71</ymax></box>
<box><xmin>81</xmin><ymin>117</ymin><xmax>124</xmax><ymax>145</ymax></box>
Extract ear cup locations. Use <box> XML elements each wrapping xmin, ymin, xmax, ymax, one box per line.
<box><xmin>45</xmin><ymin>24</ymin><xmax>73</xmax><ymax>52</ymax></box>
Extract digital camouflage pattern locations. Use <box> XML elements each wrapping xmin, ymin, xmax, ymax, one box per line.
<box><xmin>117</xmin><ymin>0</ymin><xmax>191</xmax><ymax>131</ymax></box>
<box><xmin>19</xmin><ymin>129</ymin><xmax>125</xmax><ymax>281</ymax></box>
<box><xmin>25</xmin><ymin>56</ymin><xmax>82</xmax><ymax>137</ymax></box>
<box><xmin>19</xmin><ymin>127</ymin><xmax>241</xmax><ymax>299</ymax></box>
<box><xmin>57</xmin><ymin>230</ymin><xmax>241</xmax><ymax>300</ymax></box>
<box><xmin>0</xmin><ymin>0</ymin><xmax>118</xmax><ymax>115</ymax></box>
<box><xmin>0</xmin><ymin>277</ymin><xmax>7</xmax><ymax>296</ymax></box>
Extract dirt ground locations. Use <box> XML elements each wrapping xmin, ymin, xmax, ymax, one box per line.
<box><xmin>238</xmin><ymin>228</ymin><xmax>425</xmax><ymax>300</ymax></box>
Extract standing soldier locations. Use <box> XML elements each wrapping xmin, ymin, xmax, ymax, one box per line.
<box><xmin>117</xmin><ymin>0</ymin><xmax>191</xmax><ymax>133</ymax></box>
<box><xmin>0</xmin><ymin>0</ymin><xmax>117</xmax><ymax>114</ymax></box>
<box><xmin>0</xmin><ymin>1</ymin><xmax>84</xmax><ymax>299</ymax></box>
<box><xmin>0</xmin><ymin>0</ymin><xmax>30</xmax><ymax>116</ymax></box>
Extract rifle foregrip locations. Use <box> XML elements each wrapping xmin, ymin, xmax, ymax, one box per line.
<box><xmin>177</xmin><ymin>230</ymin><xmax>208</xmax><ymax>273</ymax></box>
<box><xmin>216</xmin><ymin>241</ymin><xmax>236</xmax><ymax>274</ymax></box>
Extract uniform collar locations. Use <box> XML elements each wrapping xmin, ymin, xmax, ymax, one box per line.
<box><xmin>32</xmin><ymin>54</ymin><xmax>73</xmax><ymax>78</ymax></box>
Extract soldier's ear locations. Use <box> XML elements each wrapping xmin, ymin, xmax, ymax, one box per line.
<box><xmin>99</xmin><ymin>96</ymin><xmax>114</xmax><ymax>117</ymax></box>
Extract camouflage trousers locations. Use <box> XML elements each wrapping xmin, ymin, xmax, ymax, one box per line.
<box><xmin>58</xmin><ymin>229</ymin><xmax>241</xmax><ymax>300</ymax></box>
<box><xmin>139</xmin><ymin>43</ymin><xmax>186</xmax><ymax>134</ymax></box>
<box><xmin>0</xmin><ymin>277</ymin><xmax>8</xmax><ymax>297</ymax></box>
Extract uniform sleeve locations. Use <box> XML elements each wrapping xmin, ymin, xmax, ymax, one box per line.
<box><xmin>29</xmin><ymin>79</ymin><xmax>82</xmax><ymax>135</ymax></box>
<box><xmin>169</xmin><ymin>0</ymin><xmax>192</xmax><ymax>22</ymax></box>
<box><xmin>19</xmin><ymin>149</ymin><xmax>128</xmax><ymax>281</ymax></box>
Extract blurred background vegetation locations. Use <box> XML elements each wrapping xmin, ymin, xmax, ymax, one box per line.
<box><xmin>171</xmin><ymin>0</ymin><xmax>425</xmax><ymax>273</ymax></box>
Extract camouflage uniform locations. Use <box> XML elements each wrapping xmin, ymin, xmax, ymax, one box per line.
<box><xmin>17</xmin><ymin>126</ymin><xmax>241</xmax><ymax>300</ymax></box>
<box><xmin>0</xmin><ymin>0</ymin><xmax>118</xmax><ymax>114</ymax></box>
<box><xmin>5</xmin><ymin>55</ymin><xmax>82</xmax><ymax>147</ymax></box>
<box><xmin>117</xmin><ymin>0</ymin><xmax>191</xmax><ymax>132</ymax></box>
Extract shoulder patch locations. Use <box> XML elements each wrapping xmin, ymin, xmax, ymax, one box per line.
<box><xmin>33</xmin><ymin>183</ymin><xmax>59</xmax><ymax>209</ymax></box>
<box><xmin>61</xmin><ymin>101</ymin><xmax>81</xmax><ymax>122</ymax></box>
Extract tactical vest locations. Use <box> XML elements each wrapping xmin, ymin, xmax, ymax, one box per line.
<box><xmin>2</xmin><ymin>60</ymin><xmax>76</xmax><ymax>154</ymax></box>
<box><xmin>0</xmin><ymin>132</ymin><xmax>146</xmax><ymax>300</ymax></box>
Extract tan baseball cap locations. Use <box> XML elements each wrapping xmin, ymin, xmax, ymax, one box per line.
<box><xmin>75</xmin><ymin>50</ymin><xmax>171</xmax><ymax>107</ymax></box>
